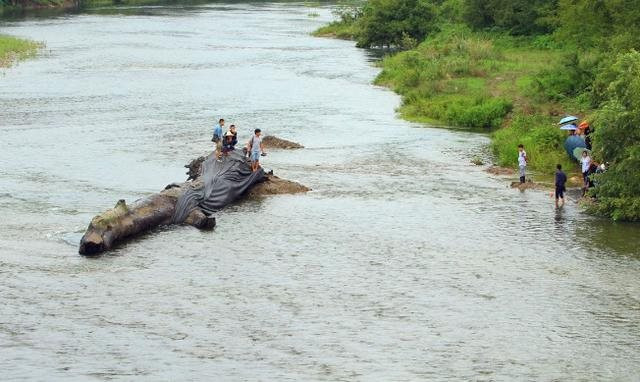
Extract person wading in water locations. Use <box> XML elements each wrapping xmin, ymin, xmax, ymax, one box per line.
<box><xmin>555</xmin><ymin>164</ymin><xmax>567</xmax><ymax>209</ymax></box>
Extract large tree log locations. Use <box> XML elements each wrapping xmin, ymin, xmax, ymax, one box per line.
<box><xmin>79</xmin><ymin>148</ymin><xmax>309</xmax><ymax>256</ymax></box>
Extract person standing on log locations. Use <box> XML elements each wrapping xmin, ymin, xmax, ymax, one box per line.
<box><xmin>248</xmin><ymin>128</ymin><xmax>265</xmax><ymax>172</ymax></box>
<box><xmin>212</xmin><ymin>118</ymin><xmax>225</xmax><ymax>160</ymax></box>
<box><xmin>222</xmin><ymin>124</ymin><xmax>238</xmax><ymax>157</ymax></box>
<box><xmin>228</xmin><ymin>124</ymin><xmax>238</xmax><ymax>147</ymax></box>
<box><xmin>222</xmin><ymin>131</ymin><xmax>236</xmax><ymax>156</ymax></box>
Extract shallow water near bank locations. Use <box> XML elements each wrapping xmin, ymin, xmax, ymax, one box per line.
<box><xmin>1</xmin><ymin>2</ymin><xmax>640</xmax><ymax>380</ymax></box>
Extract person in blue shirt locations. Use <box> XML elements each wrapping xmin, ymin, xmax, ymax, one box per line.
<box><xmin>212</xmin><ymin>118</ymin><xmax>224</xmax><ymax>159</ymax></box>
<box><xmin>555</xmin><ymin>164</ymin><xmax>567</xmax><ymax>209</ymax></box>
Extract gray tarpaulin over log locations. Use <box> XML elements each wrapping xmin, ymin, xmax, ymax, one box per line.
<box><xmin>79</xmin><ymin>137</ymin><xmax>309</xmax><ymax>255</ymax></box>
<box><xmin>172</xmin><ymin>150</ymin><xmax>265</xmax><ymax>223</ymax></box>
<box><xmin>80</xmin><ymin>151</ymin><xmax>265</xmax><ymax>255</ymax></box>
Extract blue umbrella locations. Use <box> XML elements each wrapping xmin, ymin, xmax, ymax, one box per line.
<box><xmin>560</xmin><ymin>124</ymin><xmax>578</xmax><ymax>131</ymax></box>
<box><xmin>564</xmin><ymin>135</ymin><xmax>587</xmax><ymax>158</ymax></box>
<box><xmin>558</xmin><ymin>116</ymin><xmax>578</xmax><ymax>125</ymax></box>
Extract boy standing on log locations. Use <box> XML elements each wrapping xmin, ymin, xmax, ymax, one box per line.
<box><xmin>212</xmin><ymin>118</ymin><xmax>225</xmax><ymax>159</ymax></box>
<box><xmin>222</xmin><ymin>131</ymin><xmax>237</xmax><ymax>156</ymax></box>
<box><xmin>228</xmin><ymin>124</ymin><xmax>238</xmax><ymax>147</ymax></box>
<box><xmin>248</xmin><ymin>128</ymin><xmax>265</xmax><ymax>172</ymax></box>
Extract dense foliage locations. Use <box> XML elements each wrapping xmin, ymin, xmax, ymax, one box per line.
<box><xmin>315</xmin><ymin>0</ymin><xmax>640</xmax><ymax>221</ymax></box>
<box><xmin>462</xmin><ymin>0</ymin><xmax>555</xmax><ymax>35</ymax></box>
<box><xmin>356</xmin><ymin>0</ymin><xmax>437</xmax><ymax>48</ymax></box>
<box><xmin>313</xmin><ymin>0</ymin><xmax>438</xmax><ymax>48</ymax></box>
<box><xmin>588</xmin><ymin>51</ymin><xmax>640</xmax><ymax>221</ymax></box>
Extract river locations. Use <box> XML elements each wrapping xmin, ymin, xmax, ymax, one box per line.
<box><xmin>1</xmin><ymin>2</ymin><xmax>639</xmax><ymax>381</ymax></box>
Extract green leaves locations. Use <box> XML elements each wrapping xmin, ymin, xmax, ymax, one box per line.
<box><xmin>462</xmin><ymin>0</ymin><xmax>554</xmax><ymax>35</ymax></box>
<box><xmin>355</xmin><ymin>0</ymin><xmax>438</xmax><ymax>48</ymax></box>
<box><xmin>588</xmin><ymin>50</ymin><xmax>640</xmax><ymax>221</ymax></box>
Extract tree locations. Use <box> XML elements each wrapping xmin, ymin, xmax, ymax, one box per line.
<box><xmin>462</xmin><ymin>0</ymin><xmax>556</xmax><ymax>35</ymax></box>
<box><xmin>555</xmin><ymin>0</ymin><xmax>640</xmax><ymax>51</ymax></box>
<box><xmin>355</xmin><ymin>0</ymin><xmax>437</xmax><ymax>48</ymax></box>
<box><xmin>589</xmin><ymin>50</ymin><xmax>640</xmax><ymax>221</ymax></box>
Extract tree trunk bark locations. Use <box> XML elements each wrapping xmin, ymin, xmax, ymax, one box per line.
<box><xmin>78</xmin><ymin>184</ymin><xmax>216</xmax><ymax>255</ymax></box>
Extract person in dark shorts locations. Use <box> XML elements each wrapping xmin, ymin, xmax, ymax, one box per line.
<box><xmin>247</xmin><ymin>128</ymin><xmax>265</xmax><ymax>172</ymax></box>
<box><xmin>555</xmin><ymin>164</ymin><xmax>567</xmax><ymax>209</ymax></box>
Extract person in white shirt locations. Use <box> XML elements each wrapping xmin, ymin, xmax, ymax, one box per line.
<box><xmin>517</xmin><ymin>144</ymin><xmax>527</xmax><ymax>183</ymax></box>
<box><xmin>580</xmin><ymin>150</ymin><xmax>592</xmax><ymax>194</ymax></box>
<box><xmin>247</xmin><ymin>128</ymin><xmax>266</xmax><ymax>172</ymax></box>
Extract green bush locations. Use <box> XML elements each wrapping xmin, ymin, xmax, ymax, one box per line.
<box><xmin>587</xmin><ymin>50</ymin><xmax>640</xmax><ymax>221</ymax></box>
<box><xmin>435</xmin><ymin>0</ymin><xmax>464</xmax><ymax>24</ymax></box>
<box><xmin>355</xmin><ymin>0</ymin><xmax>437</xmax><ymax>48</ymax></box>
<box><xmin>312</xmin><ymin>5</ymin><xmax>362</xmax><ymax>40</ymax></box>
<box><xmin>410</xmin><ymin>95</ymin><xmax>511</xmax><ymax>128</ymax></box>
<box><xmin>376</xmin><ymin>25</ymin><xmax>512</xmax><ymax>128</ymax></box>
<box><xmin>448</xmin><ymin>97</ymin><xmax>512</xmax><ymax>128</ymax></box>
<box><xmin>462</xmin><ymin>0</ymin><xmax>554</xmax><ymax>35</ymax></box>
<box><xmin>531</xmin><ymin>51</ymin><xmax>599</xmax><ymax>103</ymax></box>
<box><xmin>555</xmin><ymin>0</ymin><xmax>640</xmax><ymax>51</ymax></box>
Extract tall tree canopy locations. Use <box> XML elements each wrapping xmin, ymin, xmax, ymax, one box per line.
<box><xmin>462</xmin><ymin>0</ymin><xmax>556</xmax><ymax>35</ymax></box>
<box><xmin>356</xmin><ymin>0</ymin><xmax>437</xmax><ymax>48</ymax></box>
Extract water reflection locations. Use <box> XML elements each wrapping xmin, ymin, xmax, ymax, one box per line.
<box><xmin>576</xmin><ymin>220</ymin><xmax>640</xmax><ymax>257</ymax></box>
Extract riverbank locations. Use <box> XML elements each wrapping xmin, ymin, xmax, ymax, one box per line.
<box><xmin>0</xmin><ymin>33</ymin><xmax>40</xmax><ymax>67</ymax></box>
<box><xmin>313</xmin><ymin>1</ymin><xmax>640</xmax><ymax>222</ymax></box>
<box><xmin>315</xmin><ymin>22</ymin><xmax>583</xmax><ymax>176</ymax></box>
<box><xmin>2</xmin><ymin>6</ymin><xmax>640</xmax><ymax>379</ymax></box>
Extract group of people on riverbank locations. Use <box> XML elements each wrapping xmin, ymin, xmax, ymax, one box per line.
<box><xmin>517</xmin><ymin>118</ymin><xmax>603</xmax><ymax>209</ymax></box>
<box><xmin>518</xmin><ymin>144</ymin><xmax>579</xmax><ymax>209</ymax></box>
<box><xmin>551</xmin><ymin>151</ymin><xmax>599</xmax><ymax>209</ymax></box>
<box><xmin>568</xmin><ymin>121</ymin><xmax>593</xmax><ymax>150</ymax></box>
<box><xmin>211</xmin><ymin>118</ymin><xmax>266</xmax><ymax>172</ymax></box>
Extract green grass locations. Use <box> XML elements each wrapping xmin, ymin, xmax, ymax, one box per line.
<box><xmin>365</xmin><ymin>25</ymin><xmax>590</xmax><ymax>175</ymax></box>
<box><xmin>0</xmin><ymin>34</ymin><xmax>41</xmax><ymax>67</ymax></box>
<box><xmin>312</xmin><ymin>19</ymin><xmax>359</xmax><ymax>40</ymax></box>
<box><xmin>373</xmin><ymin>26</ymin><xmax>568</xmax><ymax>127</ymax></box>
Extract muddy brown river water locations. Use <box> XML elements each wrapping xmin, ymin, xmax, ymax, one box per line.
<box><xmin>1</xmin><ymin>2</ymin><xmax>640</xmax><ymax>380</ymax></box>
